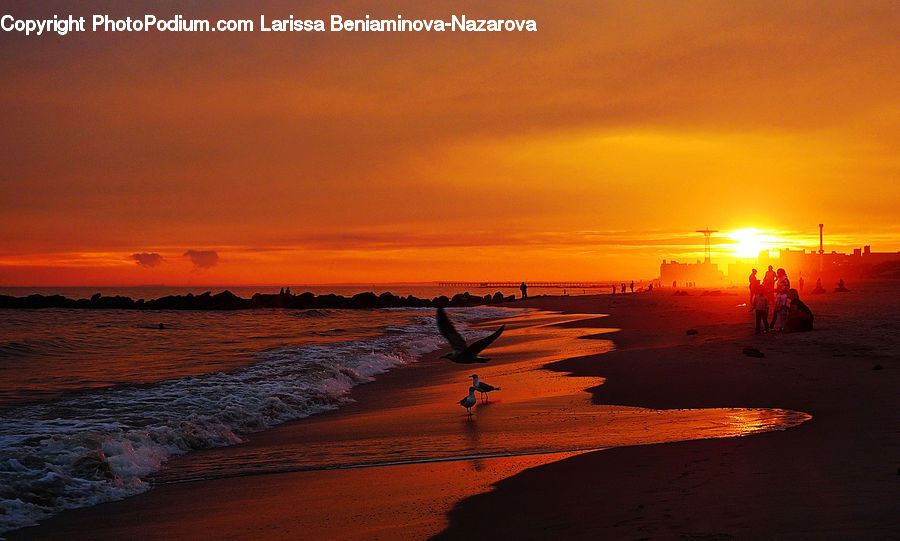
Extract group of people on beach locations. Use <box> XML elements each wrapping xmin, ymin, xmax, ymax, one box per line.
<box><xmin>749</xmin><ymin>266</ymin><xmax>813</xmax><ymax>333</ymax></box>
<box><xmin>611</xmin><ymin>281</ymin><xmax>635</xmax><ymax>294</ymax></box>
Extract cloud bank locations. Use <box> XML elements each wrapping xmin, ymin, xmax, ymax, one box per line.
<box><xmin>131</xmin><ymin>252</ymin><xmax>164</xmax><ymax>268</ymax></box>
<box><xmin>183</xmin><ymin>250</ymin><xmax>219</xmax><ymax>269</ymax></box>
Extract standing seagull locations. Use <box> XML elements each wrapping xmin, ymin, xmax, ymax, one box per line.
<box><xmin>436</xmin><ymin>307</ymin><xmax>505</xmax><ymax>363</ymax></box>
<box><xmin>470</xmin><ymin>374</ymin><xmax>500</xmax><ymax>402</ymax></box>
<box><xmin>459</xmin><ymin>386</ymin><xmax>477</xmax><ymax>416</ymax></box>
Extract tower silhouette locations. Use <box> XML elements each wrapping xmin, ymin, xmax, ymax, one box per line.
<box><xmin>818</xmin><ymin>223</ymin><xmax>824</xmax><ymax>271</ymax></box>
<box><xmin>818</xmin><ymin>223</ymin><xmax>824</xmax><ymax>254</ymax></box>
<box><xmin>696</xmin><ymin>228</ymin><xmax>718</xmax><ymax>264</ymax></box>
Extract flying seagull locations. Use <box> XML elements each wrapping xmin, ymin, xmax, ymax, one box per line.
<box><xmin>470</xmin><ymin>374</ymin><xmax>500</xmax><ymax>401</ymax></box>
<box><xmin>459</xmin><ymin>386</ymin><xmax>477</xmax><ymax>416</ymax></box>
<box><xmin>437</xmin><ymin>307</ymin><xmax>505</xmax><ymax>363</ymax></box>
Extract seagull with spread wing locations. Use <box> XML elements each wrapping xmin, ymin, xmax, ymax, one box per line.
<box><xmin>437</xmin><ymin>307</ymin><xmax>505</xmax><ymax>363</ymax></box>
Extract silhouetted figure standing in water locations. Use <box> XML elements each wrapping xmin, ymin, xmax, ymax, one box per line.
<box><xmin>612</xmin><ymin>284</ymin><xmax>616</xmax><ymax>294</ymax></box>
<box><xmin>621</xmin><ymin>282</ymin><xmax>627</xmax><ymax>294</ymax></box>
<box><xmin>748</xmin><ymin>268</ymin><xmax>760</xmax><ymax>311</ymax></box>
<box><xmin>798</xmin><ymin>274</ymin><xmax>804</xmax><ymax>292</ymax></box>
<box><xmin>629</xmin><ymin>281</ymin><xmax>634</xmax><ymax>293</ymax></box>
<box><xmin>520</xmin><ymin>282</ymin><xmax>528</xmax><ymax>299</ymax></box>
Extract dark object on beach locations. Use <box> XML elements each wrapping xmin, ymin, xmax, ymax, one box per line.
<box><xmin>743</xmin><ymin>347</ymin><xmax>765</xmax><ymax>358</ymax></box>
<box><xmin>873</xmin><ymin>364</ymin><xmax>884</xmax><ymax>370</ymax></box>
<box><xmin>686</xmin><ymin>329</ymin><xmax>699</xmax><ymax>335</ymax></box>
<box><xmin>437</xmin><ymin>307</ymin><xmax>505</xmax><ymax>363</ymax></box>
<box><xmin>834</xmin><ymin>278</ymin><xmax>850</xmax><ymax>292</ymax></box>
<box><xmin>673</xmin><ymin>290</ymin><xmax>690</xmax><ymax>296</ymax></box>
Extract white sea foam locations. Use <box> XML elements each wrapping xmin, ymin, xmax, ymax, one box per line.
<box><xmin>0</xmin><ymin>307</ymin><xmax>514</xmax><ymax>534</ymax></box>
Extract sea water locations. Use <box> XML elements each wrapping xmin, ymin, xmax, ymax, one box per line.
<box><xmin>0</xmin><ymin>305</ymin><xmax>512</xmax><ymax>533</ymax></box>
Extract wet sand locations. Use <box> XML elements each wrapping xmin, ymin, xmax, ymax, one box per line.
<box><xmin>437</xmin><ymin>283</ymin><xmax>900</xmax><ymax>539</ymax></box>
<box><xmin>10</xmin><ymin>282</ymin><xmax>899</xmax><ymax>539</ymax></box>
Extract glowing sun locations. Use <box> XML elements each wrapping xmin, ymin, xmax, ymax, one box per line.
<box><xmin>727</xmin><ymin>228</ymin><xmax>778</xmax><ymax>259</ymax></box>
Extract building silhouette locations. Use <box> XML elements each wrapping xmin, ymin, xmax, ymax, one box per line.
<box><xmin>660</xmin><ymin>259</ymin><xmax>726</xmax><ymax>287</ymax></box>
<box><xmin>662</xmin><ymin>225</ymin><xmax>900</xmax><ymax>287</ymax></box>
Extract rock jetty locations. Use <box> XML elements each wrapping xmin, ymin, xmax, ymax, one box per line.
<box><xmin>0</xmin><ymin>290</ymin><xmax>516</xmax><ymax>311</ymax></box>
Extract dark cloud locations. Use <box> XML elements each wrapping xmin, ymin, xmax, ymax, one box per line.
<box><xmin>131</xmin><ymin>252</ymin><xmax>163</xmax><ymax>268</ymax></box>
<box><xmin>183</xmin><ymin>249</ymin><xmax>218</xmax><ymax>269</ymax></box>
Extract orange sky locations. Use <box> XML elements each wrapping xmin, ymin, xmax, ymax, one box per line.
<box><xmin>1</xmin><ymin>1</ymin><xmax>898</xmax><ymax>285</ymax></box>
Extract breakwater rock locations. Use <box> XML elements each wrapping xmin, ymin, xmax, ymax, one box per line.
<box><xmin>0</xmin><ymin>290</ymin><xmax>516</xmax><ymax>311</ymax></box>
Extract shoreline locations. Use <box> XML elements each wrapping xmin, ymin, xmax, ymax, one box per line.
<box><xmin>9</xmin><ymin>282</ymin><xmax>899</xmax><ymax>539</ymax></box>
<box><xmin>437</xmin><ymin>282</ymin><xmax>900</xmax><ymax>539</ymax></box>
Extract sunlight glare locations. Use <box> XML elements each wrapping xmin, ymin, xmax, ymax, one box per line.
<box><xmin>727</xmin><ymin>228</ymin><xmax>778</xmax><ymax>259</ymax></box>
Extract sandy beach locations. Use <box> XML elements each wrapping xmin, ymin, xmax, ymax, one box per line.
<box><xmin>9</xmin><ymin>281</ymin><xmax>899</xmax><ymax>540</ymax></box>
<box><xmin>4</xmin><ymin>2</ymin><xmax>897</xmax><ymax>539</ymax></box>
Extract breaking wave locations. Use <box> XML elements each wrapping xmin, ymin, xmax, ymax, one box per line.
<box><xmin>0</xmin><ymin>307</ymin><xmax>513</xmax><ymax>534</ymax></box>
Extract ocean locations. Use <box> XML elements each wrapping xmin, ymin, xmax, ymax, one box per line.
<box><xmin>0</xmin><ymin>286</ymin><xmax>811</xmax><ymax>535</ymax></box>
<box><xmin>0</xmin><ymin>302</ymin><xmax>514</xmax><ymax>533</ymax></box>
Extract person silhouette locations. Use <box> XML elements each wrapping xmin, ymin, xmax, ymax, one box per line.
<box><xmin>812</xmin><ymin>277</ymin><xmax>825</xmax><ymax>294</ymax></box>
<box><xmin>776</xmin><ymin>268</ymin><xmax>790</xmax><ymax>294</ymax></box>
<box><xmin>612</xmin><ymin>284</ymin><xmax>617</xmax><ymax>294</ymax></box>
<box><xmin>753</xmin><ymin>284</ymin><xmax>769</xmax><ymax>334</ymax></box>
<box><xmin>629</xmin><ymin>281</ymin><xmax>634</xmax><ymax>293</ymax></box>
<box><xmin>520</xmin><ymin>281</ymin><xmax>528</xmax><ymax>299</ymax></box>
<box><xmin>770</xmin><ymin>269</ymin><xmax>790</xmax><ymax>330</ymax></box>
<box><xmin>748</xmin><ymin>268</ymin><xmax>760</xmax><ymax>311</ymax></box>
<box><xmin>784</xmin><ymin>289</ymin><xmax>814</xmax><ymax>332</ymax></box>
<box><xmin>762</xmin><ymin>265</ymin><xmax>776</xmax><ymax>303</ymax></box>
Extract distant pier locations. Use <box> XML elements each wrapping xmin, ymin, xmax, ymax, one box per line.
<box><xmin>438</xmin><ymin>281</ymin><xmax>611</xmax><ymax>289</ymax></box>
